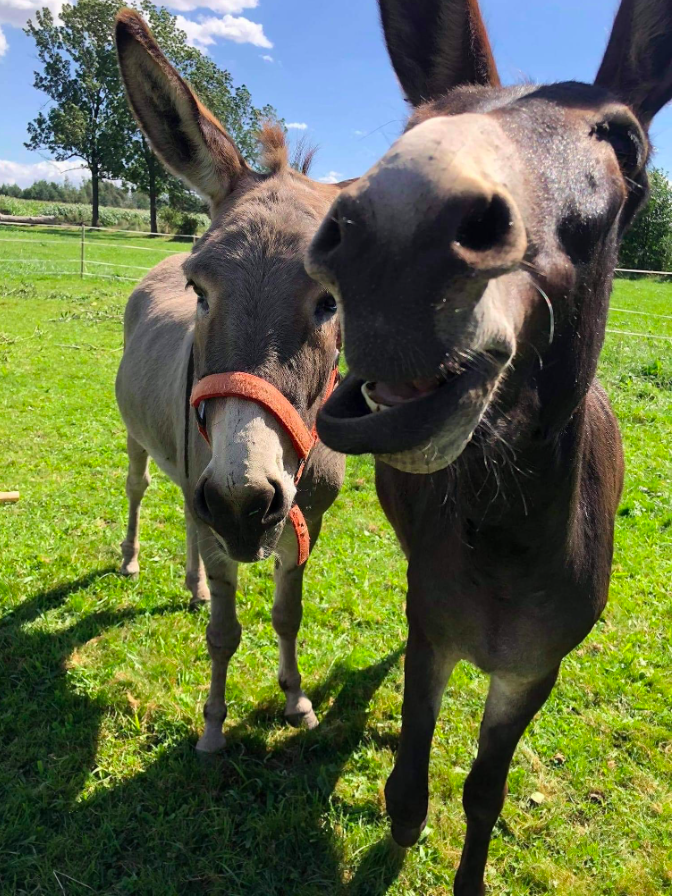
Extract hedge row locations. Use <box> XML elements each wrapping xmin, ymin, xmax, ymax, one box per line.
<box><xmin>0</xmin><ymin>194</ymin><xmax>209</xmax><ymax>233</ymax></box>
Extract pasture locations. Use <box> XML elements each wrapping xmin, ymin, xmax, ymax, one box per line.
<box><xmin>0</xmin><ymin>259</ymin><xmax>670</xmax><ymax>894</ymax></box>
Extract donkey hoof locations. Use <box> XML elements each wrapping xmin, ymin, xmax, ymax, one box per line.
<box><xmin>285</xmin><ymin>708</ymin><xmax>319</xmax><ymax>730</ymax></box>
<box><xmin>390</xmin><ymin>817</ymin><xmax>427</xmax><ymax>849</ymax></box>
<box><xmin>195</xmin><ymin>730</ymin><xmax>227</xmax><ymax>755</ymax></box>
<box><xmin>189</xmin><ymin>594</ymin><xmax>210</xmax><ymax>611</ymax></box>
<box><xmin>119</xmin><ymin>562</ymin><xmax>139</xmax><ymax>578</ymax></box>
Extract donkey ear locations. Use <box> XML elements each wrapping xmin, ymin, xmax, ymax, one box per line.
<box><xmin>377</xmin><ymin>0</ymin><xmax>499</xmax><ymax>106</ymax></box>
<box><xmin>595</xmin><ymin>0</ymin><xmax>672</xmax><ymax>125</ymax></box>
<box><xmin>115</xmin><ymin>8</ymin><xmax>249</xmax><ymax>206</ymax></box>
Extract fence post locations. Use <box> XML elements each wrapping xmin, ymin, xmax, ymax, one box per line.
<box><xmin>80</xmin><ymin>224</ymin><xmax>85</xmax><ymax>279</ymax></box>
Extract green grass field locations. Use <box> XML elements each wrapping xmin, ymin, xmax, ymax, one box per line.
<box><xmin>0</xmin><ymin>261</ymin><xmax>670</xmax><ymax>894</ymax></box>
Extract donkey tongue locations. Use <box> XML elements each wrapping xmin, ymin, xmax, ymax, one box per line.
<box><xmin>366</xmin><ymin>376</ymin><xmax>440</xmax><ymax>407</ymax></box>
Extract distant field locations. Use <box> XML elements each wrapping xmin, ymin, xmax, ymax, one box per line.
<box><xmin>0</xmin><ymin>271</ymin><xmax>670</xmax><ymax>895</ymax></box>
<box><xmin>0</xmin><ymin>194</ymin><xmax>210</xmax><ymax>233</ymax></box>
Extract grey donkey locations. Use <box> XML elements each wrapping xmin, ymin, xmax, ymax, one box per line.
<box><xmin>114</xmin><ymin>9</ymin><xmax>346</xmax><ymax>752</ymax></box>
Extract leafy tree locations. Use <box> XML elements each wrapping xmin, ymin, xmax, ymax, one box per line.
<box><xmin>619</xmin><ymin>168</ymin><xmax>672</xmax><ymax>273</ymax></box>
<box><xmin>0</xmin><ymin>177</ymin><xmax>149</xmax><ymax>209</ymax></box>
<box><xmin>0</xmin><ymin>184</ymin><xmax>23</xmax><ymax>198</ymax></box>
<box><xmin>25</xmin><ymin>0</ymin><xmax>280</xmax><ymax>231</ymax></box>
<box><xmin>24</xmin><ymin>0</ymin><xmax>128</xmax><ymax>227</ymax></box>
<box><xmin>117</xmin><ymin>3</ymin><xmax>280</xmax><ymax>232</ymax></box>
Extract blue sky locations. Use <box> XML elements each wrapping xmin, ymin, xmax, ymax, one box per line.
<box><xmin>0</xmin><ymin>0</ymin><xmax>670</xmax><ymax>187</ymax></box>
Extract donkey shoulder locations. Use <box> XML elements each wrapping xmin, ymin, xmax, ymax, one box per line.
<box><xmin>123</xmin><ymin>252</ymin><xmax>194</xmax><ymax>343</ymax></box>
<box><xmin>117</xmin><ymin>252</ymin><xmax>195</xmax><ymax>481</ymax></box>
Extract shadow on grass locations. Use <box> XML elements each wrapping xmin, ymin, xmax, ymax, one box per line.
<box><xmin>1</xmin><ymin>574</ymin><xmax>406</xmax><ymax>895</ymax></box>
<box><xmin>0</xmin><ymin>569</ymin><xmax>188</xmax><ymax>889</ymax></box>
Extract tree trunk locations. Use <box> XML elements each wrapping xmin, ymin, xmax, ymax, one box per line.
<box><xmin>149</xmin><ymin>157</ymin><xmax>158</xmax><ymax>234</ymax></box>
<box><xmin>91</xmin><ymin>166</ymin><xmax>100</xmax><ymax>228</ymax></box>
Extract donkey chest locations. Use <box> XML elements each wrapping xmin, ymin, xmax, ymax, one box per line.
<box><xmin>407</xmin><ymin>519</ymin><xmax>593</xmax><ymax>674</ymax></box>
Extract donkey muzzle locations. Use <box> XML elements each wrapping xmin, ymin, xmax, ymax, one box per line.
<box><xmin>194</xmin><ymin>474</ymin><xmax>290</xmax><ymax>562</ymax></box>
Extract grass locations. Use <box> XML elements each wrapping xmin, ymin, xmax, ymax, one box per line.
<box><xmin>0</xmin><ymin>263</ymin><xmax>670</xmax><ymax>895</ymax></box>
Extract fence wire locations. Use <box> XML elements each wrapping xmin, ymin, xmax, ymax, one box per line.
<box><xmin>0</xmin><ymin>220</ymin><xmax>197</xmax><ymax>240</ymax></box>
<box><xmin>0</xmin><ymin>222</ymin><xmax>670</xmax><ymax>342</ymax></box>
<box><xmin>0</xmin><ymin>221</ymin><xmax>188</xmax><ymax>281</ymax></box>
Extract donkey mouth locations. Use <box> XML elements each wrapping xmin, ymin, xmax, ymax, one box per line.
<box><xmin>212</xmin><ymin>526</ymin><xmax>282</xmax><ymax>563</ymax></box>
<box><xmin>317</xmin><ymin>352</ymin><xmax>506</xmax><ymax>468</ymax></box>
<box><xmin>362</xmin><ymin>373</ymin><xmax>446</xmax><ymax>408</ymax></box>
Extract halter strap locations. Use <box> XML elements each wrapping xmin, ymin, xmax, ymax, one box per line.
<box><xmin>190</xmin><ymin>364</ymin><xmax>339</xmax><ymax>566</ymax></box>
<box><xmin>191</xmin><ymin>372</ymin><xmax>315</xmax><ymax>458</ymax></box>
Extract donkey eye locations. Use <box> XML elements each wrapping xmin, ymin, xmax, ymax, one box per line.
<box><xmin>315</xmin><ymin>292</ymin><xmax>337</xmax><ymax>321</ymax></box>
<box><xmin>196</xmin><ymin>400</ymin><xmax>207</xmax><ymax>427</ymax></box>
<box><xmin>594</xmin><ymin>120</ymin><xmax>644</xmax><ymax>175</ymax></box>
<box><xmin>187</xmin><ymin>280</ymin><xmax>209</xmax><ymax>312</ymax></box>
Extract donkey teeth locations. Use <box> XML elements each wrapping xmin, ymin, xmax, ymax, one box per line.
<box><xmin>362</xmin><ymin>382</ymin><xmax>386</xmax><ymax>413</ymax></box>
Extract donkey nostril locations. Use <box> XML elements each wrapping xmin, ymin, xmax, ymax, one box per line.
<box><xmin>454</xmin><ymin>193</ymin><xmax>513</xmax><ymax>254</ymax></box>
<box><xmin>194</xmin><ymin>478</ymin><xmax>214</xmax><ymax>524</ymax></box>
<box><xmin>262</xmin><ymin>480</ymin><xmax>286</xmax><ymax>526</ymax></box>
<box><xmin>311</xmin><ymin>212</ymin><xmax>343</xmax><ymax>258</ymax></box>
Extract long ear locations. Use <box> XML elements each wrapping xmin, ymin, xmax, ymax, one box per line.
<box><xmin>377</xmin><ymin>0</ymin><xmax>499</xmax><ymax>106</ymax></box>
<box><xmin>595</xmin><ymin>0</ymin><xmax>672</xmax><ymax>125</ymax></box>
<box><xmin>115</xmin><ymin>8</ymin><xmax>249</xmax><ymax>206</ymax></box>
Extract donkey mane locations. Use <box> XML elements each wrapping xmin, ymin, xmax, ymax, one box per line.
<box><xmin>258</xmin><ymin>122</ymin><xmax>316</xmax><ymax>176</ymax></box>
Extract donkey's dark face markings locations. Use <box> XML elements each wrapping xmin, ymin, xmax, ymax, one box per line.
<box><xmin>308</xmin><ymin>80</ymin><xmax>650</xmax><ymax>471</ymax></box>
<box><xmin>306</xmin><ymin>0</ymin><xmax>670</xmax><ymax>889</ymax></box>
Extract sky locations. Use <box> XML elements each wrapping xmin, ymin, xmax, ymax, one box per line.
<box><xmin>0</xmin><ymin>0</ymin><xmax>670</xmax><ymax>188</ymax></box>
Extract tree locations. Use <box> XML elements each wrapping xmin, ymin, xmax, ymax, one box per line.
<box><xmin>0</xmin><ymin>176</ymin><xmax>148</xmax><ymax>208</ymax></box>
<box><xmin>25</xmin><ymin>0</ymin><xmax>281</xmax><ymax>231</ymax></box>
<box><xmin>619</xmin><ymin>168</ymin><xmax>672</xmax><ymax>273</ymax></box>
<box><xmin>116</xmin><ymin>2</ymin><xmax>280</xmax><ymax>232</ymax></box>
<box><xmin>24</xmin><ymin>0</ymin><xmax>128</xmax><ymax>227</ymax></box>
<box><xmin>0</xmin><ymin>184</ymin><xmax>23</xmax><ymax>198</ymax></box>
<box><xmin>113</xmin><ymin>3</ymin><xmax>187</xmax><ymax>232</ymax></box>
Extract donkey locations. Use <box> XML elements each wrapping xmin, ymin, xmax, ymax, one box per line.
<box><xmin>114</xmin><ymin>10</ymin><xmax>346</xmax><ymax>752</ymax></box>
<box><xmin>306</xmin><ymin>0</ymin><xmax>671</xmax><ymax>890</ymax></box>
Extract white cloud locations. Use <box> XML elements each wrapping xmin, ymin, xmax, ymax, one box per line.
<box><xmin>0</xmin><ymin>0</ymin><xmax>64</xmax><ymax>54</ymax></box>
<box><xmin>318</xmin><ymin>171</ymin><xmax>344</xmax><ymax>184</ymax></box>
<box><xmin>260</xmin><ymin>53</ymin><xmax>273</xmax><ymax>62</ymax></box>
<box><xmin>0</xmin><ymin>0</ymin><xmax>270</xmax><ymax>56</ymax></box>
<box><xmin>354</xmin><ymin>130</ymin><xmax>366</xmax><ymax>136</ymax></box>
<box><xmin>0</xmin><ymin>158</ymin><xmax>88</xmax><ymax>188</ymax></box>
<box><xmin>167</xmin><ymin>0</ymin><xmax>257</xmax><ymax>12</ymax></box>
<box><xmin>0</xmin><ymin>0</ymin><xmax>63</xmax><ymax>28</ymax></box>
<box><xmin>286</xmin><ymin>122</ymin><xmax>308</xmax><ymax>130</ymax></box>
<box><xmin>176</xmin><ymin>13</ymin><xmax>271</xmax><ymax>50</ymax></box>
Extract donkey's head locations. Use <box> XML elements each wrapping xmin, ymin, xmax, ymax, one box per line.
<box><xmin>308</xmin><ymin>0</ymin><xmax>671</xmax><ymax>473</ymax></box>
<box><xmin>116</xmin><ymin>10</ymin><xmax>343</xmax><ymax>561</ymax></box>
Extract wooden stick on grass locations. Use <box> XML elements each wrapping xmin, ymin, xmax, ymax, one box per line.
<box><xmin>0</xmin><ymin>492</ymin><xmax>20</xmax><ymax>503</ymax></box>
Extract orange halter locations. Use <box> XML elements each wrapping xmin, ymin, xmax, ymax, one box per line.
<box><xmin>190</xmin><ymin>364</ymin><xmax>339</xmax><ymax>566</ymax></box>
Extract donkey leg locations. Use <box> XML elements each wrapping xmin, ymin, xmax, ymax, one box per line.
<box><xmin>385</xmin><ymin>621</ymin><xmax>457</xmax><ymax>848</ymax></box>
<box><xmin>271</xmin><ymin>519</ymin><xmax>321</xmax><ymax>730</ymax></box>
<box><xmin>453</xmin><ymin>668</ymin><xmax>559</xmax><ymax>896</ymax></box>
<box><xmin>120</xmin><ymin>435</ymin><xmax>151</xmax><ymax>577</ymax></box>
<box><xmin>184</xmin><ymin>506</ymin><xmax>210</xmax><ymax>609</ymax></box>
<box><xmin>195</xmin><ymin>539</ymin><xmax>240</xmax><ymax>753</ymax></box>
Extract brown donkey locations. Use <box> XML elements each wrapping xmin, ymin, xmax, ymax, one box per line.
<box><xmin>114</xmin><ymin>10</ymin><xmax>346</xmax><ymax>751</ymax></box>
<box><xmin>307</xmin><ymin>0</ymin><xmax>671</xmax><ymax>890</ymax></box>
